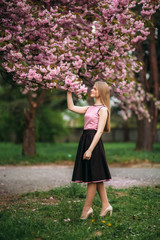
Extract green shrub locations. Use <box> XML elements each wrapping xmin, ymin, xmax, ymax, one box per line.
<box><xmin>36</xmin><ymin>107</ymin><xmax>68</xmax><ymax>143</ymax></box>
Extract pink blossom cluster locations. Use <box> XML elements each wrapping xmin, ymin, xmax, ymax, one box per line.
<box><xmin>138</xmin><ymin>0</ymin><xmax>159</xmax><ymax>20</ymax></box>
<box><xmin>0</xmin><ymin>0</ymin><xmax>159</xmax><ymax>116</ymax></box>
<box><xmin>146</xmin><ymin>93</ymin><xmax>160</xmax><ymax>111</ymax></box>
<box><xmin>114</xmin><ymin>81</ymin><xmax>151</xmax><ymax>121</ymax></box>
<box><xmin>155</xmin><ymin>101</ymin><xmax>160</xmax><ymax>109</ymax></box>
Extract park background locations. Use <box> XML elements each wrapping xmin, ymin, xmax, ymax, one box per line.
<box><xmin>0</xmin><ymin>72</ymin><xmax>159</xmax><ymax>165</ymax></box>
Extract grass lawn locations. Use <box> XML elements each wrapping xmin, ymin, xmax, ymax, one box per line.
<box><xmin>0</xmin><ymin>184</ymin><xmax>159</xmax><ymax>240</ymax></box>
<box><xmin>0</xmin><ymin>142</ymin><xmax>159</xmax><ymax>165</ymax></box>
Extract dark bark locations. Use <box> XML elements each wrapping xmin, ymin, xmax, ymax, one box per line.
<box><xmin>136</xmin><ymin>19</ymin><xmax>159</xmax><ymax>151</ymax></box>
<box><xmin>22</xmin><ymin>90</ymin><xmax>46</xmax><ymax>156</ymax></box>
<box><xmin>149</xmin><ymin>25</ymin><xmax>159</xmax><ymax>142</ymax></box>
<box><xmin>136</xmin><ymin>115</ymin><xmax>154</xmax><ymax>151</ymax></box>
<box><xmin>136</xmin><ymin>41</ymin><xmax>148</xmax><ymax>150</ymax></box>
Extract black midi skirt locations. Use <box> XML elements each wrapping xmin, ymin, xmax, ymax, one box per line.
<box><xmin>72</xmin><ymin>129</ymin><xmax>111</xmax><ymax>183</ymax></box>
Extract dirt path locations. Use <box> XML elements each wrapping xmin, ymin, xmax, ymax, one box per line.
<box><xmin>0</xmin><ymin>164</ymin><xmax>160</xmax><ymax>195</ymax></box>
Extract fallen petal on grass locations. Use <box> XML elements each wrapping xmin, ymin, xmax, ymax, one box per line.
<box><xmin>64</xmin><ymin>218</ymin><xmax>71</xmax><ymax>222</ymax></box>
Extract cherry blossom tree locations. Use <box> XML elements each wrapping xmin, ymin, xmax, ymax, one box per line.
<box><xmin>135</xmin><ymin>12</ymin><xmax>159</xmax><ymax>151</ymax></box>
<box><xmin>0</xmin><ymin>0</ymin><xmax>159</xmax><ymax>155</ymax></box>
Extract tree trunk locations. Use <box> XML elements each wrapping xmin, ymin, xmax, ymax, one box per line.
<box><xmin>136</xmin><ymin>19</ymin><xmax>159</xmax><ymax>151</ymax></box>
<box><xmin>136</xmin><ymin>41</ymin><xmax>148</xmax><ymax>150</ymax></box>
<box><xmin>136</xmin><ymin>106</ymin><xmax>155</xmax><ymax>151</ymax></box>
<box><xmin>22</xmin><ymin>93</ymin><xmax>37</xmax><ymax>156</ymax></box>
<box><xmin>149</xmin><ymin>24</ymin><xmax>159</xmax><ymax>144</ymax></box>
<box><xmin>22</xmin><ymin>90</ymin><xmax>46</xmax><ymax>156</ymax></box>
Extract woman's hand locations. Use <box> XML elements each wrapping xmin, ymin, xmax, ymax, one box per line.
<box><xmin>67</xmin><ymin>91</ymin><xmax>89</xmax><ymax>114</ymax></box>
<box><xmin>83</xmin><ymin>149</ymin><xmax>92</xmax><ymax>160</ymax></box>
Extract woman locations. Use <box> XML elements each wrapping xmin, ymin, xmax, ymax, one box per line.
<box><xmin>67</xmin><ymin>81</ymin><xmax>112</xmax><ymax>220</ymax></box>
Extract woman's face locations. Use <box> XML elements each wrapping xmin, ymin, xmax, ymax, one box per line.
<box><xmin>90</xmin><ymin>84</ymin><xmax>99</xmax><ymax>98</ymax></box>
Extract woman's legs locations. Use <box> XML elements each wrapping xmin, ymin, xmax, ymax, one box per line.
<box><xmin>97</xmin><ymin>182</ymin><xmax>110</xmax><ymax>214</ymax></box>
<box><xmin>81</xmin><ymin>182</ymin><xmax>110</xmax><ymax>217</ymax></box>
<box><xmin>81</xmin><ymin>183</ymin><xmax>97</xmax><ymax>218</ymax></box>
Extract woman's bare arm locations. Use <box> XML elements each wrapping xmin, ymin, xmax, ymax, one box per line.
<box><xmin>67</xmin><ymin>91</ymin><xmax>88</xmax><ymax>114</ymax></box>
<box><xmin>83</xmin><ymin>107</ymin><xmax>108</xmax><ymax>160</ymax></box>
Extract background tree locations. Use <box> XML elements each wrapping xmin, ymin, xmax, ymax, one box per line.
<box><xmin>22</xmin><ymin>90</ymin><xmax>46</xmax><ymax>156</ymax></box>
<box><xmin>0</xmin><ymin>70</ymin><xmax>27</xmax><ymax>143</ymax></box>
<box><xmin>135</xmin><ymin>11</ymin><xmax>160</xmax><ymax>151</ymax></box>
<box><xmin>0</xmin><ymin>71</ymin><xmax>67</xmax><ymax>156</ymax></box>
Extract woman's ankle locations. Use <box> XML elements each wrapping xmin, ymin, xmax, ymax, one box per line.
<box><xmin>102</xmin><ymin>202</ymin><xmax>110</xmax><ymax>209</ymax></box>
<box><xmin>83</xmin><ymin>205</ymin><xmax>91</xmax><ymax>212</ymax></box>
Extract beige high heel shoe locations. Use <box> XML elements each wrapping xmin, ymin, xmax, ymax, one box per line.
<box><xmin>80</xmin><ymin>208</ymin><xmax>93</xmax><ymax>220</ymax></box>
<box><xmin>100</xmin><ymin>205</ymin><xmax>113</xmax><ymax>217</ymax></box>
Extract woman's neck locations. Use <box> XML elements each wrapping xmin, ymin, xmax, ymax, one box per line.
<box><xmin>94</xmin><ymin>98</ymin><xmax>102</xmax><ymax>105</ymax></box>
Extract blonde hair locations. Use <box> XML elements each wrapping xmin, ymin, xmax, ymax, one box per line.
<box><xmin>95</xmin><ymin>81</ymin><xmax>111</xmax><ymax>132</ymax></box>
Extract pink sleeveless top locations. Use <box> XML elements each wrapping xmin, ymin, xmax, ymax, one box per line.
<box><xmin>84</xmin><ymin>105</ymin><xmax>107</xmax><ymax>130</ymax></box>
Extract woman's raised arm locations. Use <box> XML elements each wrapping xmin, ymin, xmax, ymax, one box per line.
<box><xmin>67</xmin><ymin>91</ymin><xmax>89</xmax><ymax>114</ymax></box>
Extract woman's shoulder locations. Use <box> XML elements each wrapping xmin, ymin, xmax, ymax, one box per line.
<box><xmin>98</xmin><ymin>106</ymin><xmax>108</xmax><ymax>115</ymax></box>
<box><xmin>85</xmin><ymin>105</ymin><xmax>108</xmax><ymax>112</ymax></box>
